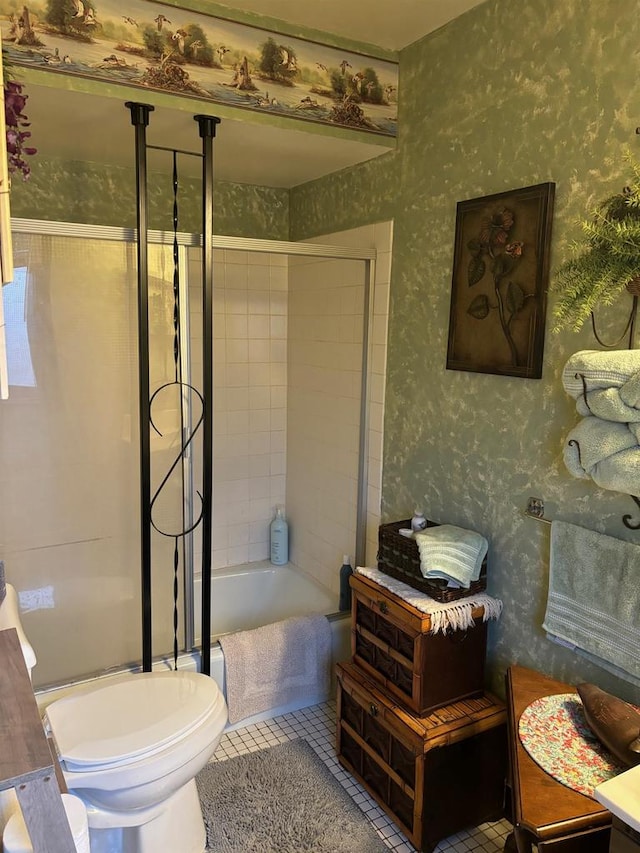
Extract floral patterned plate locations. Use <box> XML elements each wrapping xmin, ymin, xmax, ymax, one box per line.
<box><xmin>518</xmin><ymin>693</ymin><xmax>627</xmax><ymax>798</ymax></box>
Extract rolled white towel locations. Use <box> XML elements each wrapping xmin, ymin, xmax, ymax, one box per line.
<box><xmin>562</xmin><ymin>349</ymin><xmax>640</xmax><ymax>399</ymax></box>
<box><xmin>591</xmin><ymin>448</ymin><xmax>640</xmax><ymax>496</ymax></box>
<box><xmin>563</xmin><ymin>417</ymin><xmax>639</xmax><ymax>480</ymax></box>
<box><xmin>572</xmin><ymin>370</ymin><xmax>640</xmax><ymax>422</ymax></box>
<box><xmin>563</xmin><ymin>351</ymin><xmax>638</xmax><ymax>395</ymax></box>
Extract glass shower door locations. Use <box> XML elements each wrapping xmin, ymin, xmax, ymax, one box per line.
<box><xmin>0</xmin><ymin>231</ymin><xmax>185</xmax><ymax>688</ymax></box>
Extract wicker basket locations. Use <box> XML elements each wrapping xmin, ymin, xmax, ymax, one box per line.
<box><xmin>377</xmin><ymin>519</ymin><xmax>487</xmax><ymax>602</ymax></box>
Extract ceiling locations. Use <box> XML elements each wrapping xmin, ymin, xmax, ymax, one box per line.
<box><xmin>214</xmin><ymin>0</ymin><xmax>487</xmax><ymax>51</ymax></box>
<box><xmin>24</xmin><ymin>83</ymin><xmax>391</xmax><ymax>188</ymax></box>
<box><xmin>25</xmin><ymin>0</ymin><xmax>487</xmax><ymax>188</ymax></box>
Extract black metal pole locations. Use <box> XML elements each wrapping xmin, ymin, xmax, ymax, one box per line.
<box><xmin>126</xmin><ymin>101</ymin><xmax>155</xmax><ymax>672</ymax></box>
<box><xmin>194</xmin><ymin>114</ymin><xmax>220</xmax><ymax>676</ymax></box>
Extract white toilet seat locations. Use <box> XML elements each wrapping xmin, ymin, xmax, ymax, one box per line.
<box><xmin>45</xmin><ymin>671</ymin><xmax>225</xmax><ymax>772</ymax></box>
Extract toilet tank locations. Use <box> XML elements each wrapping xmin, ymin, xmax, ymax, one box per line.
<box><xmin>0</xmin><ymin>584</ymin><xmax>37</xmax><ymax>678</ymax></box>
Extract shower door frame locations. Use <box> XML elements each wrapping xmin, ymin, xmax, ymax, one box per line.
<box><xmin>9</xmin><ymin>217</ymin><xmax>377</xmax><ymax>662</ymax></box>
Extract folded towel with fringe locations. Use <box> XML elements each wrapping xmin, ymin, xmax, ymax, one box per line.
<box><xmin>356</xmin><ymin>566</ymin><xmax>502</xmax><ymax>634</ymax></box>
<box><xmin>219</xmin><ymin>614</ymin><xmax>332</xmax><ymax>724</ymax></box>
<box><xmin>414</xmin><ymin>524</ymin><xmax>488</xmax><ymax>588</ymax></box>
<box><xmin>543</xmin><ymin>520</ymin><xmax>640</xmax><ymax>686</ymax></box>
<box><xmin>563</xmin><ymin>417</ymin><xmax>640</xmax><ymax>495</ymax></box>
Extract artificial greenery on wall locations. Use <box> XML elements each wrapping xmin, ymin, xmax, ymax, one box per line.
<box><xmin>553</xmin><ymin>153</ymin><xmax>640</xmax><ymax>332</ymax></box>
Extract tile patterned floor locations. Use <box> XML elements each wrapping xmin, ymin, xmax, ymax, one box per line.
<box><xmin>210</xmin><ymin>699</ymin><xmax>513</xmax><ymax>853</ymax></box>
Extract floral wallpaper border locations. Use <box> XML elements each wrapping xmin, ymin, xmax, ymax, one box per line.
<box><xmin>0</xmin><ymin>0</ymin><xmax>399</xmax><ymax>136</ymax></box>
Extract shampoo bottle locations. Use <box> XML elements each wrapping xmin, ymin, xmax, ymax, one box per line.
<box><xmin>270</xmin><ymin>505</ymin><xmax>289</xmax><ymax>565</ymax></box>
<box><xmin>339</xmin><ymin>555</ymin><xmax>353</xmax><ymax>612</ymax></box>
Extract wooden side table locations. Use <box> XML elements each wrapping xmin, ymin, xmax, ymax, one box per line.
<box><xmin>0</xmin><ymin>628</ymin><xmax>76</xmax><ymax>853</ymax></box>
<box><xmin>505</xmin><ymin>665</ymin><xmax>611</xmax><ymax>853</ymax></box>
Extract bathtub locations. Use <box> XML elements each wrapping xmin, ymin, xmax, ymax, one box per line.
<box><xmin>194</xmin><ymin>559</ymin><xmax>338</xmax><ymax>640</ymax></box>
<box><xmin>36</xmin><ymin>561</ymin><xmax>351</xmax><ymax>729</ymax></box>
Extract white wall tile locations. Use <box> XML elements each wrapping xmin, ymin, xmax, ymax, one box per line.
<box><xmin>249</xmin><ymin>409</ymin><xmax>271</xmax><ymax>432</ymax></box>
<box><xmin>249</xmin><ymin>387</ymin><xmax>271</xmax><ymax>409</ymax></box>
<box><xmin>226</xmin><ymin>315</ymin><xmax>248</xmax><ymax>338</ymax></box>
<box><xmin>226</xmin><ymin>339</ymin><xmax>249</xmax><ymax>363</ymax></box>
<box><xmin>226</xmin><ymin>388</ymin><xmax>249</xmax><ymax>411</ymax></box>
<box><xmin>248</xmin><ymin>454</ymin><xmax>270</xmax><ymax>478</ymax></box>
<box><xmin>227</xmin><ymin>410</ymin><xmax>249</xmax><ymax>433</ymax></box>
<box><xmin>226</xmin><ymin>264</ymin><xmax>248</xmax><ymax>290</ymax></box>
<box><xmin>248</xmin><ymin>315</ymin><xmax>270</xmax><ymax>338</ymax></box>
<box><xmin>249</xmin><ymin>363</ymin><xmax>271</xmax><ymax>386</ymax></box>
<box><xmin>248</xmin><ymin>339</ymin><xmax>270</xmax><ymax>363</ymax></box>
<box><xmin>248</xmin><ymin>289</ymin><xmax>271</xmax><ymax>314</ymax></box>
<box><xmin>248</xmin><ymin>265</ymin><xmax>270</xmax><ymax>289</ymax></box>
<box><xmin>226</xmin><ymin>291</ymin><xmax>248</xmax><ymax>315</ymax></box>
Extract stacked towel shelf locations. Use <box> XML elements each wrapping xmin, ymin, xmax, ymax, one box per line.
<box><xmin>560</xmin><ymin>350</ymin><xmax>640</xmax><ymax>530</ymax></box>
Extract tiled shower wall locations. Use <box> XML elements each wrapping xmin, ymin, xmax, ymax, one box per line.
<box><xmin>285</xmin><ymin>254</ymin><xmax>364</xmax><ymax>592</ymax></box>
<box><xmin>287</xmin><ymin>223</ymin><xmax>392</xmax><ymax>598</ymax></box>
<box><xmin>190</xmin><ymin>223</ymin><xmax>391</xmax><ymax>597</ymax></box>
<box><xmin>189</xmin><ymin>248</ymin><xmax>289</xmax><ymax>571</ymax></box>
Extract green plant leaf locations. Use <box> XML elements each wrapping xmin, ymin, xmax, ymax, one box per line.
<box><xmin>467</xmin><ymin>238</ymin><xmax>482</xmax><ymax>253</ymax></box>
<box><xmin>467</xmin><ymin>294</ymin><xmax>490</xmax><ymax>319</ymax></box>
<box><xmin>552</xmin><ymin>150</ymin><xmax>640</xmax><ymax>331</ymax></box>
<box><xmin>468</xmin><ymin>256</ymin><xmax>485</xmax><ymax>286</ymax></box>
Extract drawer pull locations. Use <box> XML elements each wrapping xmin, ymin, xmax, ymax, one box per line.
<box><xmin>369</xmin><ymin>703</ymin><xmax>379</xmax><ymax>717</ymax></box>
<box><xmin>377</xmin><ymin>600</ymin><xmax>388</xmax><ymax>614</ymax></box>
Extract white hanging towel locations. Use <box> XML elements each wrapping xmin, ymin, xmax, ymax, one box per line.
<box><xmin>543</xmin><ymin>520</ymin><xmax>640</xmax><ymax>686</ymax></box>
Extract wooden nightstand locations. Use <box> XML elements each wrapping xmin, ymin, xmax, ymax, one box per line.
<box><xmin>505</xmin><ymin>665</ymin><xmax>611</xmax><ymax>853</ymax></box>
<box><xmin>350</xmin><ymin>571</ymin><xmax>488</xmax><ymax>714</ymax></box>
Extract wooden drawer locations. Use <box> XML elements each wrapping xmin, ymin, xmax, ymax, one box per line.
<box><xmin>336</xmin><ymin>662</ymin><xmax>507</xmax><ymax>852</ymax></box>
<box><xmin>351</xmin><ymin>572</ymin><xmax>488</xmax><ymax>714</ymax></box>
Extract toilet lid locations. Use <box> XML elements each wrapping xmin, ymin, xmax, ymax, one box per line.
<box><xmin>46</xmin><ymin>671</ymin><xmax>223</xmax><ymax>771</ymax></box>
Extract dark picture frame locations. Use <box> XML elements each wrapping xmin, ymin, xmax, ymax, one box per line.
<box><xmin>446</xmin><ymin>182</ymin><xmax>555</xmax><ymax>379</ymax></box>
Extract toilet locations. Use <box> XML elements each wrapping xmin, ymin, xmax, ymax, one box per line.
<box><xmin>0</xmin><ymin>584</ymin><xmax>228</xmax><ymax>853</ymax></box>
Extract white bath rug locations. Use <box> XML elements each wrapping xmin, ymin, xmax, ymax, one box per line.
<box><xmin>196</xmin><ymin>738</ymin><xmax>387</xmax><ymax>852</ymax></box>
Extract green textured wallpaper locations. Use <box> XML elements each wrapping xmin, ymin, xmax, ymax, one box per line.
<box><xmin>291</xmin><ymin>0</ymin><xmax>640</xmax><ymax>701</ymax></box>
<box><xmin>10</xmin><ymin>157</ymin><xmax>289</xmax><ymax>239</ymax></box>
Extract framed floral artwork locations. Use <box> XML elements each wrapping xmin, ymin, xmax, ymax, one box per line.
<box><xmin>446</xmin><ymin>182</ymin><xmax>555</xmax><ymax>379</ymax></box>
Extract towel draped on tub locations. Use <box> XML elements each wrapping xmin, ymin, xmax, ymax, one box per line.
<box><xmin>542</xmin><ymin>520</ymin><xmax>640</xmax><ymax>687</ymax></box>
<box><xmin>219</xmin><ymin>613</ymin><xmax>332</xmax><ymax>724</ymax></box>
